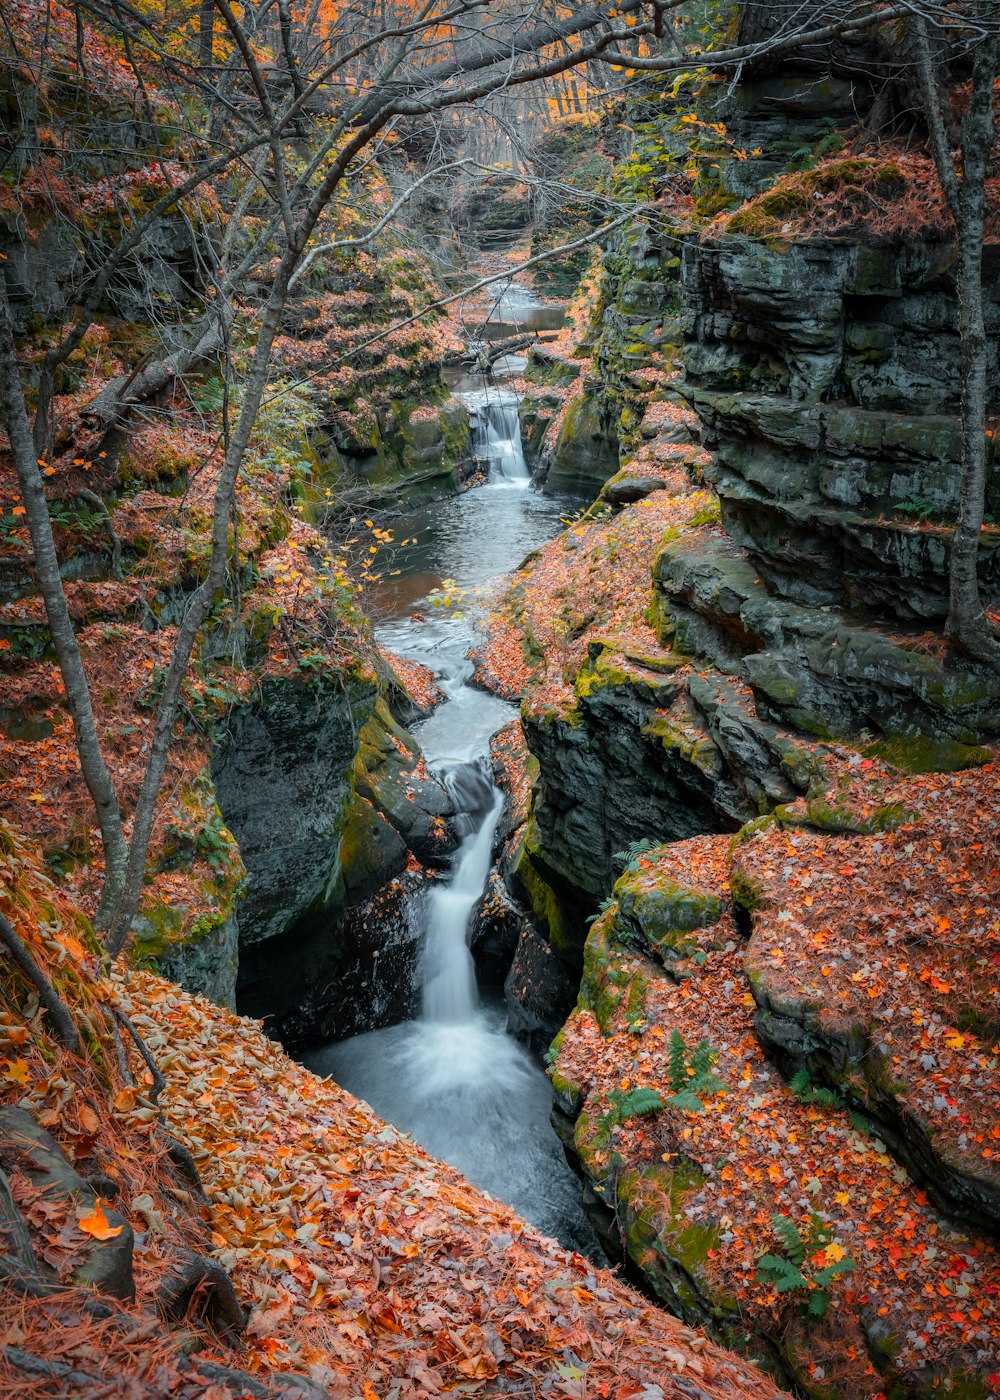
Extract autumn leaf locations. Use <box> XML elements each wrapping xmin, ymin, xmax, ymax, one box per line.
<box><xmin>78</xmin><ymin>1205</ymin><xmax>124</xmax><ymax>1240</ymax></box>
<box><xmin>456</xmin><ymin>1352</ymin><xmax>497</xmax><ymax>1380</ymax></box>
<box><xmin>2</xmin><ymin>1057</ymin><xmax>31</xmax><ymax>1087</ymax></box>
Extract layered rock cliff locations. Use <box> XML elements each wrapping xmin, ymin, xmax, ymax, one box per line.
<box><xmin>482</xmin><ymin>47</ymin><xmax>1000</xmax><ymax>1398</ymax></box>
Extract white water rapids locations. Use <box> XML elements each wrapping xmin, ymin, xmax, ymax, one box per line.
<box><xmin>305</xmin><ymin>387</ymin><xmax>599</xmax><ymax>1255</ymax></box>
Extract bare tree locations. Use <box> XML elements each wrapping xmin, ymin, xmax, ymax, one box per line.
<box><xmin>910</xmin><ymin>1</ymin><xmax>1000</xmax><ymax>662</ymax></box>
<box><xmin>0</xmin><ymin>0</ymin><xmax>911</xmax><ymax>960</ymax></box>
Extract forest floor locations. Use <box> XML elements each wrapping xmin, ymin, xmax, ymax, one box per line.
<box><xmin>0</xmin><ymin>823</ymin><xmax>782</xmax><ymax>1400</ymax></box>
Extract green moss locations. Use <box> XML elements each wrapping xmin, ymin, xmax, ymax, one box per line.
<box><xmin>612</xmin><ymin>868</ymin><xmax>723</xmax><ymax>964</ymax></box>
<box><xmin>773</xmin><ymin>796</ymin><xmax>916</xmax><ymax>836</ymax></box>
<box><xmin>729</xmin><ymin>814</ymin><xmax>777</xmax><ymax>853</ymax></box>
<box><xmin>729</xmin><ymin>866</ymin><xmax>762</xmax><ymax>919</ymax></box>
<box><xmin>725</xmin><ymin>157</ymin><xmax>906</xmax><ymax>238</ymax></box>
<box><xmin>579</xmin><ymin>920</ymin><xmax>634</xmax><ymax>1032</ymax></box>
<box><xmin>862</xmin><ymin>735</ymin><xmax>992</xmax><ymax>774</ymax></box>
<box><xmin>511</xmin><ymin>820</ymin><xmax>582</xmax><ymax>961</ymax></box>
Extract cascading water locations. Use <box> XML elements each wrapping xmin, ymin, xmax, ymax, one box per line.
<box><xmin>305</xmin><ymin>373</ymin><xmax>599</xmax><ymax>1256</ymax></box>
<box><xmin>421</xmin><ymin>764</ymin><xmax>502</xmax><ymax>1024</ymax></box>
<box><xmin>467</xmin><ymin>389</ymin><xmax>531</xmax><ymax>486</ymax></box>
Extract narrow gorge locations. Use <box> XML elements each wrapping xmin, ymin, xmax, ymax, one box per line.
<box><xmin>2</xmin><ymin>4</ymin><xmax>999</xmax><ymax>1399</ymax></box>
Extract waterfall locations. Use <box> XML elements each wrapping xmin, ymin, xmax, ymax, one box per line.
<box><xmin>304</xmin><ymin>360</ymin><xmax>602</xmax><ymax>1256</ymax></box>
<box><xmin>467</xmin><ymin>390</ymin><xmax>530</xmax><ymax>486</ymax></box>
<box><xmin>420</xmin><ymin>763</ymin><xmax>504</xmax><ymax>1024</ymax></box>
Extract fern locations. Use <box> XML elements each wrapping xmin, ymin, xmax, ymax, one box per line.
<box><xmin>757</xmin><ymin>1213</ymin><xmax>855</xmax><ymax>1320</ymax></box>
<box><xmin>691</xmin><ymin>1039</ymin><xmax>718</xmax><ymax>1079</ymax></box>
<box><xmin>667</xmin><ymin>1029</ymin><xmax>687</xmax><ymax>1092</ymax></box>
<box><xmin>806</xmin><ymin>1289</ymin><xmax>830</xmax><ymax>1320</ymax></box>
<box><xmin>586</xmin><ymin>895</ymin><xmax>616</xmax><ymax>926</ymax></box>
<box><xmin>756</xmin><ymin>1253</ymin><xmax>808</xmax><ymax>1293</ymax></box>
<box><xmin>665</xmin><ymin>1088</ymin><xmax>708</xmax><ymax>1114</ymax></box>
<box><xmin>789</xmin><ymin>1068</ymin><xmax>843</xmax><ymax>1111</ymax></box>
<box><xmin>190</xmin><ymin>375</ymin><xmax>227</xmax><ymax>414</ymax></box>
<box><xmin>608</xmin><ymin>1087</ymin><xmax>665</xmax><ymax>1122</ymax></box>
<box><xmin>612</xmin><ymin>837</ymin><xmax>659</xmax><ymax>873</ymax></box>
<box><xmin>771</xmin><ymin>1213</ymin><xmax>806</xmax><ymax>1267</ymax></box>
<box><xmin>812</xmin><ymin>1258</ymin><xmax>855</xmax><ymax>1288</ymax></box>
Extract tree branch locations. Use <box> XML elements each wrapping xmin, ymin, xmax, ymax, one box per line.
<box><xmin>0</xmin><ymin>912</ymin><xmax>82</xmax><ymax>1058</ymax></box>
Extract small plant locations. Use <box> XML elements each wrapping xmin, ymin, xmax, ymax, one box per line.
<box><xmin>606</xmin><ymin>1086</ymin><xmax>666</xmax><ymax>1122</ymax></box>
<box><xmin>789</xmin><ymin>1067</ymin><xmax>842</xmax><ymax>1111</ymax></box>
<box><xmin>789</xmin><ymin>1069</ymin><xmax>873</xmax><ymax>1136</ymax></box>
<box><xmin>891</xmin><ymin>494</ymin><xmax>938</xmax><ymax>519</ymax></box>
<box><xmin>612</xmin><ymin>836</ymin><xmax>659</xmax><ymax>873</ymax></box>
<box><xmin>664</xmin><ymin>1029</ymin><xmax>724</xmax><ymax>1113</ymax></box>
<box><xmin>586</xmin><ymin>894</ymin><xmax>617</xmax><ymax>925</ymax></box>
<box><xmin>189</xmin><ymin>375</ymin><xmax>228</xmax><ymax>415</ymax></box>
<box><xmin>756</xmin><ymin>1212</ymin><xmax>855</xmax><ymax>1320</ymax></box>
<box><xmin>787</xmin><ymin>126</ymin><xmax>846</xmax><ymax>172</ymax></box>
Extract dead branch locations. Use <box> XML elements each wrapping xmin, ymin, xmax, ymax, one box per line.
<box><xmin>0</xmin><ymin>912</ymin><xmax>82</xmax><ymax>1057</ymax></box>
<box><xmin>111</xmin><ymin>1008</ymin><xmax>166</xmax><ymax>1106</ymax></box>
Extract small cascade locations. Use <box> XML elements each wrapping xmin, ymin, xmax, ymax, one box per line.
<box><xmin>420</xmin><ymin>763</ymin><xmax>503</xmax><ymax>1023</ymax></box>
<box><xmin>466</xmin><ymin>390</ymin><xmax>530</xmax><ymax>486</ymax></box>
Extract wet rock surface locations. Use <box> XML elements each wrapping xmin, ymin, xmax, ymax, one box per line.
<box><xmin>683</xmin><ymin>235</ymin><xmax>1000</xmax><ymax>624</ymax></box>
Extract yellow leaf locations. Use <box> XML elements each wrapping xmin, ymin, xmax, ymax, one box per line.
<box><xmin>78</xmin><ymin>1205</ymin><xmax>124</xmax><ymax>1240</ymax></box>
<box><xmin>834</xmin><ymin>1190</ymin><xmax>850</xmax><ymax>1206</ymax></box>
<box><xmin>3</xmin><ymin>1058</ymin><xmax>31</xmax><ymax>1087</ymax></box>
<box><xmin>824</xmin><ymin>1241</ymin><xmax>846</xmax><ymax>1264</ymax></box>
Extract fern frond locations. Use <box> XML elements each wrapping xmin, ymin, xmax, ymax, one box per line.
<box><xmin>665</xmin><ymin>1089</ymin><xmax>706</xmax><ymax>1114</ymax></box>
<box><xmin>789</xmin><ymin>1068</ymin><xmax>812</xmax><ymax>1099</ymax></box>
<box><xmin>756</xmin><ymin>1254</ymin><xmax>808</xmax><ymax>1293</ymax></box>
<box><xmin>691</xmin><ymin>1038</ymin><xmax>718</xmax><ymax>1078</ymax></box>
<box><xmin>771</xmin><ymin>1213</ymin><xmax>805</xmax><ymax>1266</ymax></box>
<box><xmin>609</xmin><ymin>1087</ymin><xmax>665</xmax><ymax>1121</ymax></box>
<box><xmin>667</xmin><ymin>1029</ymin><xmax>687</xmax><ymax>1091</ymax></box>
<box><xmin>806</xmin><ymin>1288</ymin><xmax>830</xmax><ymax>1320</ymax></box>
<box><xmin>812</xmin><ymin>1258</ymin><xmax>855</xmax><ymax>1287</ymax></box>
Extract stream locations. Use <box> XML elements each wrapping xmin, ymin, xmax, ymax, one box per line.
<box><xmin>305</xmin><ymin>306</ymin><xmax>599</xmax><ymax>1255</ymax></box>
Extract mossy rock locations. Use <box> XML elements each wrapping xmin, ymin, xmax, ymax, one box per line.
<box><xmin>862</xmin><ymin>735</ymin><xmax>993</xmax><ymax>774</ymax></box>
<box><xmin>773</xmin><ymin>796</ymin><xmax>916</xmax><ymax>836</ymax></box>
<box><xmin>612</xmin><ymin>868</ymin><xmax>724</xmax><ymax>965</ymax></box>
<box><xmin>510</xmin><ymin>821</ymin><xmax>582</xmax><ymax>962</ymax></box>
<box><xmin>579</xmin><ymin>919</ymin><xmax>637</xmax><ymax>1032</ymax></box>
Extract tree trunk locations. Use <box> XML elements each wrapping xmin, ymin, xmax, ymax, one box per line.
<box><xmin>913</xmin><ymin>7</ymin><xmax>1000</xmax><ymax>662</ymax></box>
<box><xmin>0</xmin><ymin>283</ymin><xmax>131</xmax><ymax>919</ymax></box>
<box><xmin>80</xmin><ymin>313</ymin><xmax>228</xmax><ymax>434</ymax></box>
<box><xmin>198</xmin><ymin>0</ymin><xmax>215</xmax><ymax>69</ymax></box>
<box><xmin>101</xmin><ymin>287</ymin><xmax>290</xmax><ymax>954</ymax></box>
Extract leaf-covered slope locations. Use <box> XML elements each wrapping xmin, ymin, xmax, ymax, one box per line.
<box><xmin>551</xmin><ymin>762</ymin><xmax>1000</xmax><ymax>1398</ymax></box>
<box><xmin>0</xmin><ymin>820</ymin><xmax>782</xmax><ymax>1400</ymax></box>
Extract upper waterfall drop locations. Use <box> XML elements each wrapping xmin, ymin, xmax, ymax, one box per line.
<box><xmin>465</xmin><ymin>389</ymin><xmax>531</xmax><ymax>487</ymax></box>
